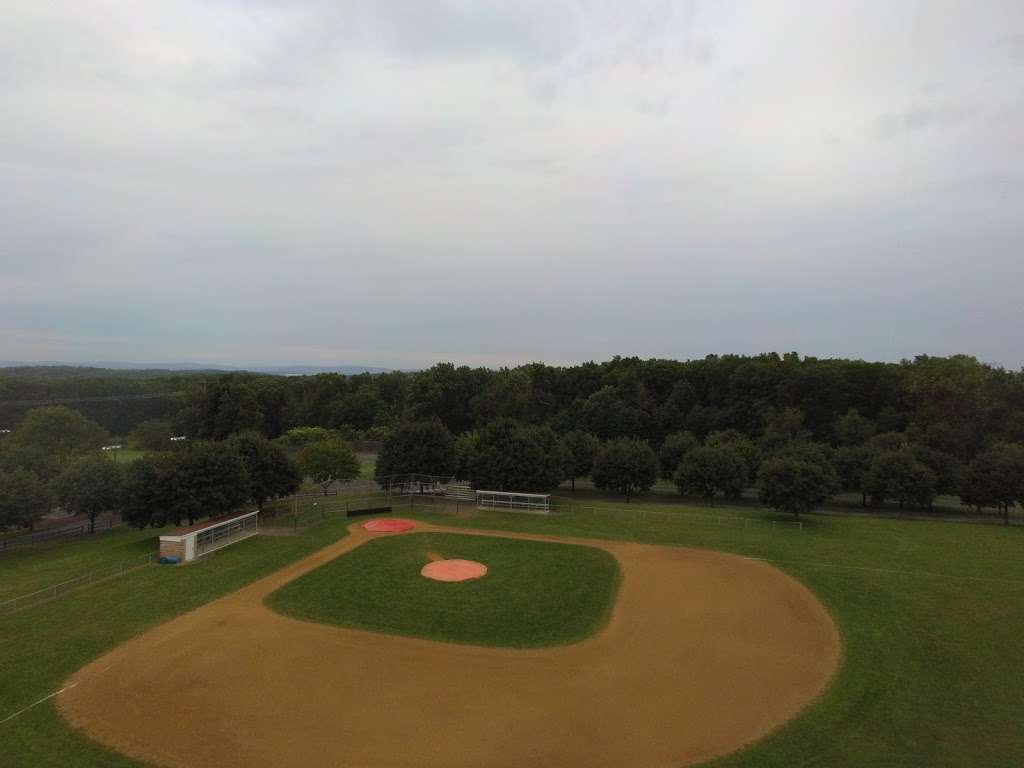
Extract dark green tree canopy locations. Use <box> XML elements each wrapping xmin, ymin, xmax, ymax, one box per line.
<box><xmin>959</xmin><ymin>443</ymin><xmax>1024</xmax><ymax>524</ymax></box>
<box><xmin>299</xmin><ymin>438</ymin><xmax>361</xmax><ymax>491</ymax></box>
<box><xmin>469</xmin><ymin>419</ymin><xmax>563</xmax><ymax>492</ymax></box>
<box><xmin>592</xmin><ymin>438</ymin><xmax>659</xmax><ymax>501</ymax></box>
<box><xmin>674</xmin><ymin>444</ymin><xmax>748</xmax><ymax>505</ymax></box>
<box><xmin>864</xmin><ymin>450</ymin><xmax>938</xmax><ymax>510</ymax></box>
<box><xmin>757</xmin><ymin>454</ymin><xmax>838</xmax><ymax>521</ymax></box>
<box><xmin>173</xmin><ymin>441</ymin><xmax>252</xmax><ymax>524</ymax></box>
<box><xmin>833</xmin><ymin>444</ymin><xmax>874</xmax><ymax>505</ymax></box>
<box><xmin>657</xmin><ymin>431</ymin><xmax>699</xmax><ymax>479</ymax></box>
<box><xmin>53</xmin><ymin>454</ymin><xmax>125</xmax><ymax>532</ymax></box>
<box><xmin>0</xmin><ymin>467</ymin><xmax>54</xmax><ymax>530</ymax></box>
<box><xmin>6</xmin><ymin>406</ymin><xmax>107</xmax><ymax>479</ymax></box>
<box><xmin>705</xmin><ymin>429</ymin><xmax>761</xmax><ymax>479</ymax></box>
<box><xmin>375</xmin><ymin>420</ymin><xmax>455</xmax><ymax>479</ymax></box>
<box><xmin>121</xmin><ymin>452</ymin><xmax>185</xmax><ymax>529</ymax></box>
<box><xmin>452</xmin><ymin>431</ymin><xmax>479</xmax><ymax>480</ymax></box>
<box><xmin>228</xmin><ymin>431</ymin><xmax>301</xmax><ymax>510</ymax></box>
<box><xmin>560</xmin><ymin>430</ymin><xmax>600</xmax><ymax>487</ymax></box>
<box><xmin>834</xmin><ymin>408</ymin><xmax>877</xmax><ymax>446</ymax></box>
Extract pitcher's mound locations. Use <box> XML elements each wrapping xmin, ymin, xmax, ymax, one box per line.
<box><xmin>421</xmin><ymin>559</ymin><xmax>488</xmax><ymax>582</ymax></box>
<box><xmin>363</xmin><ymin>518</ymin><xmax>416</xmax><ymax>533</ymax></box>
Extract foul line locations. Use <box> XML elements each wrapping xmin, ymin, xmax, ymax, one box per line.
<box><xmin>0</xmin><ymin>682</ymin><xmax>79</xmax><ymax>726</ymax></box>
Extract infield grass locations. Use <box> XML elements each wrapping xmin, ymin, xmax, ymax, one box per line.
<box><xmin>266</xmin><ymin>532</ymin><xmax>620</xmax><ymax>648</ymax></box>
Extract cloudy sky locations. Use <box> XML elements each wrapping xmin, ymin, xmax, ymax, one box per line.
<box><xmin>2</xmin><ymin>1</ymin><xmax>1023</xmax><ymax>369</ymax></box>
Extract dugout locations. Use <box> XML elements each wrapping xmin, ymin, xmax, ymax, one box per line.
<box><xmin>475</xmin><ymin>490</ymin><xmax>551</xmax><ymax>514</ymax></box>
<box><xmin>158</xmin><ymin>510</ymin><xmax>259</xmax><ymax>562</ymax></box>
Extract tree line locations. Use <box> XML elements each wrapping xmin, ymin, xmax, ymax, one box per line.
<box><xmin>3</xmin><ymin>353</ymin><xmax>1024</xmax><ymax>526</ymax></box>
<box><xmin>369</xmin><ymin>408</ymin><xmax>1024</xmax><ymax>521</ymax></box>
<box><xmin>0</xmin><ymin>406</ymin><xmax>317</xmax><ymax>532</ymax></box>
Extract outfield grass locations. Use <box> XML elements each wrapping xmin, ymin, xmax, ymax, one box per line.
<box><xmin>1</xmin><ymin>500</ymin><xmax>1022</xmax><ymax>766</ymax></box>
<box><xmin>267</xmin><ymin>532</ymin><xmax>620</xmax><ymax>648</ymax></box>
<box><xmin>0</xmin><ymin>527</ymin><xmax>164</xmax><ymax>601</ymax></box>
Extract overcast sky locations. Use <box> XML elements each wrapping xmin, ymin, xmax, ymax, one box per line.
<box><xmin>2</xmin><ymin>1</ymin><xmax>1023</xmax><ymax>369</ymax></box>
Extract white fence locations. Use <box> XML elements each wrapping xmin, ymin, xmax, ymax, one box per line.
<box><xmin>0</xmin><ymin>552</ymin><xmax>157</xmax><ymax>615</ymax></box>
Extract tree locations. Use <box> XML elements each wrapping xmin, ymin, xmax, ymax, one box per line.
<box><xmin>6</xmin><ymin>406</ymin><xmax>107</xmax><ymax>478</ymax></box>
<box><xmin>469</xmin><ymin>419</ymin><xmax>563</xmax><ymax>492</ymax></box>
<box><xmin>228</xmin><ymin>432</ymin><xmax>301</xmax><ymax>512</ymax></box>
<box><xmin>864</xmin><ymin>450</ymin><xmax>937</xmax><ymax>510</ymax></box>
<box><xmin>375</xmin><ymin>420</ymin><xmax>455</xmax><ymax>479</ymax></box>
<box><xmin>173</xmin><ymin>441</ymin><xmax>252</xmax><ymax>524</ymax></box>
<box><xmin>674</xmin><ymin>445</ymin><xmax>747</xmax><ymax>505</ymax></box>
<box><xmin>560</xmin><ymin>430</ymin><xmax>600</xmax><ymax>489</ymax></box>
<box><xmin>705</xmin><ymin>429</ymin><xmax>761</xmax><ymax>480</ymax></box>
<box><xmin>0</xmin><ymin>468</ymin><xmax>54</xmax><ymax>530</ymax></box>
<box><xmin>187</xmin><ymin>376</ymin><xmax>265</xmax><ymax>440</ymax></box>
<box><xmin>298</xmin><ymin>439</ymin><xmax>361</xmax><ymax>493</ymax></box>
<box><xmin>333</xmin><ymin>389</ymin><xmax>382</xmax><ymax>431</ymax></box>
<box><xmin>53</xmin><ymin>455</ymin><xmax>125</xmax><ymax>532</ymax></box>
<box><xmin>760</xmin><ymin>408</ymin><xmax>810</xmax><ymax>455</ymax></box>
<box><xmin>129</xmin><ymin>419</ymin><xmax>175</xmax><ymax>452</ymax></box>
<box><xmin>578</xmin><ymin>387</ymin><xmax>644</xmax><ymax>440</ymax></box>
<box><xmin>121</xmin><ymin>452</ymin><xmax>183</xmax><ymax>529</ymax></box>
<box><xmin>833</xmin><ymin>444</ymin><xmax>873</xmax><ymax>505</ymax></box>
<box><xmin>278</xmin><ymin>426</ymin><xmax>335</xmax><ymax>446</ymax></box>
<box><xmin>834</xmin><ymin>408</ymin><xmax>877</xmax><ymax>446</ymax></box>
<box><xmin>867</xmin><ymin>431</ymin><xmax>909</xmax><ymax>454</ymax></box>
<box><xmin>453</xmin><ymin>431</ymin><xmax>479</xmax><ymax>480</ymax></box>
<box><xmin>658</xmin><ymin>431</ymin><xmax>699</xmax><ymax>480</ymax></box>
<box><xmin>959</xmin><ymin>443</ymin><xmax>1024</xmax><ymax>525</ymax></box>
<box><xmin>651</xmin><ymin>382</ymin><xmax>698</xmax><ymax>442</ymax></box>
<box><xmin>756</xmin><ymin>454</ymin><xmax>838</xmax><ymax>521</ymax></box>
<box><xmin>591</xmin><ymin>438</ymin><xmax>659</xmax><ymax>501</ymax></box>
<box><xmin>909</xmin><ymin>444</ymin><xmax>962</xmax><ymax>496</ymax></box>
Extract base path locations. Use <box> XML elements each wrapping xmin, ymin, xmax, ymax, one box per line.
<box><xmin>58</xmin><ymin>523</ymin><xmax>841</xmax><ymax>768</ymax></box>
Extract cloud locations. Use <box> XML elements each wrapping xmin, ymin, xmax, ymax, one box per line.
<box><xmin>1</xmin><ymin>0</ymin><xmax>1023</xmax><ymax>368</ymax></box>
<box><xmin>876</xmin><ymin>105</ymin><xmax>976</xmax><ymax>139</ymax></box>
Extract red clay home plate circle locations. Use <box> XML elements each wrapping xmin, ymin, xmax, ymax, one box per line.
<box><xmin>362</xmin><ymin>518</ymin><xmax>416</xmax><ymax>533</ymax></box>
<box><xmin>421</xmin><ymin>559</ymin><xmax>488</xmax><ymax>582</ymax></box>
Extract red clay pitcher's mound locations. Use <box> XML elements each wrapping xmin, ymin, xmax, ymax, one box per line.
<box><xmin>363</xmin><ymin>518</ymin><xmax>416</xmax><ymax>533</ymax></box>
<box><xmin>421</xmin><ymin>559</ymin><xmax>488</xmax><ymax>582</ymax></box>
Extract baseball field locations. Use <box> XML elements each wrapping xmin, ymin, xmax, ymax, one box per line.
<box><xmin>2</xmin><ymin>500</ymin><xmax>1023</xmax><ymax>767</ymax></box>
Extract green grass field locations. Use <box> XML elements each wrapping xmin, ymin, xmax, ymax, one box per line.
<box><xmin>108</xmin><ymin>448</ymin><xmax>145</xmax><ymax>464</ymax></box>
<box><xmin>1</xmin><ymin>499</ymin><xmax>1022</xmax><ymax>766</ymax></box>
<box><xmin>0</xmin><ymin>527</ymin><xmax>163</xmax><ymax>601</ymax></box>
<box><xmin>267</xmin><ymin>532</ymin><xmax>620</xmax><ymax>648</ymax></box>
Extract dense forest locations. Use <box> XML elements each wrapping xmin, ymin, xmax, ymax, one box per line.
<box><xmin>4</xmin><ymin>354</ymin><xmax>1024</xmax><ymax>457</ymax></box>
<box><xmin>3</xmin><ymin>354</ymin><xmax>1024</xmax><ymax>522</ymax></box>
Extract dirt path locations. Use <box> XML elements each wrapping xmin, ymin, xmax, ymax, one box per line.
<box><xmin>58</xmin><ymin>523</ymin><xmax>841</xmax><ymax>768</ymax></box>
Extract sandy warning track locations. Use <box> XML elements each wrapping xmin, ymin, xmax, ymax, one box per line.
<box><xmin>58</xmin><ymin>523</ymin><xmax>840</xmax><ymax>768</ymax></box>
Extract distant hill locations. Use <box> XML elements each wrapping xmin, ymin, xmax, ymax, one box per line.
<box><xmin>0</xmin><ymin>362</ymin><xmax>395</xmax><ymax>377</ymax></box>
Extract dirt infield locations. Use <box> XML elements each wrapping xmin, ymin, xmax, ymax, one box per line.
<box><xmin>58</xmin><ymin>523</ymin><xmax>841</xmax><ymax>768</ymax></box>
